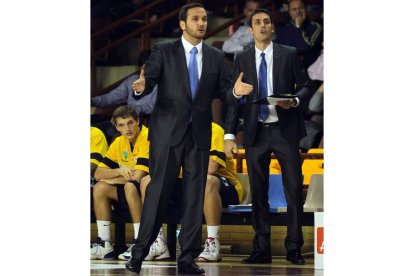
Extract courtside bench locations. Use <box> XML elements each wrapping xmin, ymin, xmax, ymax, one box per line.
<box><xmin>90</xmin><ymin>152</ymin><xmax>323</xmax><ymax>258</ymax></box>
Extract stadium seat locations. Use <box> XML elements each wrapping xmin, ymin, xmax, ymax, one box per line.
<box><xmin>236</xmin><ymin>173</ymin><xmax>251</xmax><ymax>205</ymax></box>
<box><xmin>303</xmin><ymin>174</ymin><xmax>324</xmax><ymax>212</ymax></box>
<box><xmin>269</xmin><ymin>159</ymin><xmax>281</xmax><ymax>174</ymax></box>
<box><xmin>228</xmin><ymin>174</ymin><xmax>287</xmax><ymax>212</ymax></box>
<box><xmin>302</xmin><ymin>148</ymin><xmax>324</xmax><ymax>185</ymax></box>
<box><xmin>268</xmin><ymin>174</ymin><xmax>287</xmax><ymax>211</ymax></box>
<box><xmin>308</xmin><ymin>148</ymin><xmax>323</xmax><ymax>153</ymax></box>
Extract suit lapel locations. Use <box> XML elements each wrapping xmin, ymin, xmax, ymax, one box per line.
<box><xmin>174</xmin><ymin>39</ymin><xmax>192</xmax><ymax>100</ymax></box>
<box><xmin>247</xmin><ymin>47</ymin><xmax>259</xmax><ymax>101</ymax></box>
<box><xmin>193</xmin><ymin>42</ymin><xmax>209</xmax><ymax>100</ymax></box>
<box><xmin>272</xmin><ymin>43</ymin><xmax>281</xmax><ymax>96</ymax></box>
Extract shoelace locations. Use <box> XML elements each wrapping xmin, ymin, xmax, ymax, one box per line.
<box><xmin>205</xmin><ymin>238</ymin><xmax>219</xmax><ymax>254</ymax></box>
<box><xmin>204</xmin><ymin>240</ymin><xmax>213</xmax><ymax>254</ymax></box>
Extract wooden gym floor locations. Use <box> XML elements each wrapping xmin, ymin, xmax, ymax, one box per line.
<box><xmin>91</xmin><ymin>254</ymin><xmax>323</xmax><ymax>275</ymax></box>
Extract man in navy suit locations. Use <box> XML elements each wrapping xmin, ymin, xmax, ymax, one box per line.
<box><xmin>224</xmin><ymin>8</ymin><xmax>311</xmax><ymax>265</ymax></box>
<box><xmin>125</xmin><ymin>3</ymin><xmax>233</xmax><ymax>274</ymax></box>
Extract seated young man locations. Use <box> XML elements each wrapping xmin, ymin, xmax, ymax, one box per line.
<box><xmin>90</xmin><ymin>127</ymin><xmax>108</xmax><ymax>187</ymax></box>
<box><xmin>90</xmin><ymin>126</ymin><xmax>108</xmax><ymax>182</ymax></box>
<box><xmin>138</xmin><ymin>174</ymin><xmax>182</xmax><ymax>260</ymax></box>
<box><xmin>90</xmin><ymin>105</ymin><xmax>170</xmax><ymax>260</ymax></box>
<box><xmin>90</xmin><ymin>126</ymin><xmax>108</xmax><ymax>209</ymax></box>
<box><xmin>136</xmin><ymin>123</ymin><xmax>244</xmax><ymax>262</ymax></box>
<box><xmin>118</xmin><ymin>175</ymin><xmax>172</xmax><ymax>261</ymax></box>
<box><xmin>197</xmin><ymin>122</ymin><xmax>244</xmax><ymax>262</ymax></box>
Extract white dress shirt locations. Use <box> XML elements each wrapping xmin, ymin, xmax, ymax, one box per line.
<box><xmin>181</xmin><ymin>36</ymin><xmax>203</xmax><ymax>79</ymax></box>
<box><xmin>255</xmin><ymin>42</ymin><xmax>279</xmax><ymax>123</ymax></box>
<box><xmin>134</xmin><ymin>36</ymin><xmax>203</xmax><ymax>96</ymax></box>
<box><xmin>224</xmin><ymin>42</ymin><xmax>299</xmax><ymax>141</ymax></box>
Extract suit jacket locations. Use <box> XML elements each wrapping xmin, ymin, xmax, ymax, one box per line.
<box><xmin>225</xmin><ymin>43</ymin><xmax>311</xmax><ymax>145</ymax></box>
<box><xmin>136</xmin><ymin>39</ymin><xmax>232</xmax><ymax>150</ymax></box>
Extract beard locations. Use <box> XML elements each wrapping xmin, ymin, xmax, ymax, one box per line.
<box><xmin>185</xmin><ymin>27</ymin><xmax>206</xmax><ymax>39</ymax></box>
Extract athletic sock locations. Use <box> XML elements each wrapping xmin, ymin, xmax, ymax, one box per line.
<box><xmin>97</xmin><ymin>220</ymin><xmax>111</xmax><ymax>241</ymax></box>
<box><xmin>133</xmin><ymin>223</ymin><xmax>140</xmax><ymax>240</ymax></box>
<box><xmin>207</xmin><ymin>225</ymin><xmax>220</xmax><ymax>239</ymax></box>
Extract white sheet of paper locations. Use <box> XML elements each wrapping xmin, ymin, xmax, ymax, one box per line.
<box><xmin>267</xmin><ymin>97</ymin><xmax>294</xmax><ymax>105</ymax></box>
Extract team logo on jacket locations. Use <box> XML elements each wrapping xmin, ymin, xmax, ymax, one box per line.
<box><xmin>122</xmin><ymin>151</ymin><xmax>129</xmax><ymax>160</ymax></box>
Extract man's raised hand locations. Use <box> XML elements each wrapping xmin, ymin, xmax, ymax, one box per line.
<box><xmin>234</xmin><ymin>72</ymin><xmax>253</xmax><ymax>96</ymax></box>
<box><xmin>132</xmin><ymin>68</ymin><xmax>145</xmax><ymax>93</ymax></box>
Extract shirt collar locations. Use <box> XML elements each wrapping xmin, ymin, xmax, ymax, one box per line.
<box><xmin>181</xmin><ymin>36</ymin><xmax>203</xmax><ymax>54</ymax></box>
<box><xmin>255</xmin><ymin>41</ymin><xmax>273</xmax><ymax>59</ymax></box>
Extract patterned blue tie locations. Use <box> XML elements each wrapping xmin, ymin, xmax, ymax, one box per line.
<box><xmin>259</xmin><ymin>52</ymin><xmax>269</xmax><ymax>121</ymax></box>
<box><xmin>189</xmin><ymin>47</ymin><xmax>199</xmax><ymax>99</ymax></box>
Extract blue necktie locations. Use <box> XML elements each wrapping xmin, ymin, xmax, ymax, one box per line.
<box><xmin>258</xmin><ymin>52</ymin><xmax>269</xmax><ymax>121</ymax></box>
<box><xmin>189</xmin><ymin>47</ymin><xmax>199</xmax><ymax>99</ymax></box>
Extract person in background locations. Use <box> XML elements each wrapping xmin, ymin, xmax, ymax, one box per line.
<box><xmin>299</xmin><ymin>41</ymin><xmax>323</xmax><ymax>150</ymax></box>
<box><xmin>197</xmin><ymin>122</ymin><xmax>243</xmax><ymax>262</ymax></box>
<box><xmin>91</xmin><ymin>50</ymin><xmax>157</xmax><ymax>143</ymax></box>
<box><xmin>274</xmin><ymin>0</ymin><xmax>322</xmax><ymax>68</ymax></box>
<box><xmin>222</xmin><ymin>0</ymin><xmax>259</xmax><ymax>56</ymax></box>
<box><xmin>90</xmin><ymin>106</ymin><xmax>170</xmax><ymax>261</ymax></box>
<box><xmin>90</xmin><ymin>126</ymin><xmax>109</xmax><ymax>211</ymax></box>
<box><xmin>90</xmin><ymin>126</ymin><xmax>109</xmax><ymax>179</ymax></box>
<box><xmin>307</xmin><ymin>46</ymin><xmax>323</xmax><ymax>147</ymax></box>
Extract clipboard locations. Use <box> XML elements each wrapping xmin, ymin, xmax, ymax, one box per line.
<box><xmin>252</xmin><ymin>94</ymin><xmax>296</xmax><ymax>105</ymax></box>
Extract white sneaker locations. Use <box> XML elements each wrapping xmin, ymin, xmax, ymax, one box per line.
<box><xmin>144</xmin><ymin>237</ymin><xmax>171</xmax><ymax>261</ymax></box>
<box><xmin>197</xmin><ymin>237</ymin><xmax>222</xmax><ymax>262</ymax></box>
<box><xmin>90</xmin><ymin>237</ymin><xmax>115</xmax><ymax>260</ymax></box>
<box><xmin>118</xmin><ymin>240</ymin><xmax>136</xmax><ymax>261</ymax></box>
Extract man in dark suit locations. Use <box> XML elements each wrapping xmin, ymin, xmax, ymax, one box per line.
<box><xmin>224</xmin><ymin>8</ymin><xmax>311</xmax><ymax>265</ymax></box>
<box><xmin>125</xmin><ymin>3</ymin><xmax>232</xmax><ymax>274</ymax></box>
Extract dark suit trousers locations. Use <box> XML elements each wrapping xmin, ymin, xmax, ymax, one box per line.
<box><xmin>245</xmin><ymin>124</ymin><xmax>304</xmax><ymax>254</ymax></box>
<box><xmin>131</xmin><ymin>127</ymin><xmax>209</xmax><ymax>266</ymax></box>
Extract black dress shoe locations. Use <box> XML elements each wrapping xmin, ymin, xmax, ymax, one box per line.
<box><xmin>286</xmin><ymin>250</ymin><xmax>305</xmax><ymax>265</ymax></box>
<box><xmin>178</xmin><ymin>262</ymin><xmax>205</xmax><ymax>274</ymax></box>
<box><xmin>125</xmin><ymin>258</ymin><xmax>142</xmax><ymax>274</ymax></box>
<box><xmin>241</xmin><ymin>251</ymin><xmax>272</xmax><ymax>264</ymax></box>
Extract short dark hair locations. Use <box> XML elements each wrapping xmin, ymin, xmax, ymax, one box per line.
<box><xmin>288</xmin><ymin>0</ymin><xmax>306</xmax><ymax>10</ymax></box>
<box><xmin>111</xmin><ymin>105</ymin><xmax>139</xmax><ymax>126</ymax></box>
<box><xmin>178</xmin><ymin>3</ymin><xmax>205</xmax><ymax>23</ymax></box>
<box><xmin>248</xmin><ymin>8</ymin><xmax>272</xmax><ymax>27</ymax></box>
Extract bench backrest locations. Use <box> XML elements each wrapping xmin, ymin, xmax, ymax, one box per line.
<box><xmin>304</xmin><ymin>173</ymin><xmax>324</xmax><ymax>211</ymax></box>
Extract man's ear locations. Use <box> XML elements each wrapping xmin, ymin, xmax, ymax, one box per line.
<box><xmin>179</xmin><ymin>20</ymin><xmax>186</xmax><ymax>32</ymax></box>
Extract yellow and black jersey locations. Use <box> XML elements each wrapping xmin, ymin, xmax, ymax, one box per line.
<box><xmin>211</xmin><ymin>123</ymin><xmax>243</xmax><ymax>203</ymax></box>
<box><xmin>90</xmin><ymin>127</ymin><xmax>108</xmax><ymax>166</ymax></box>
<box><xmin>98</xmin><ymin>125</ymin><xmax>150</xmax><ymax>173</ymax></box>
